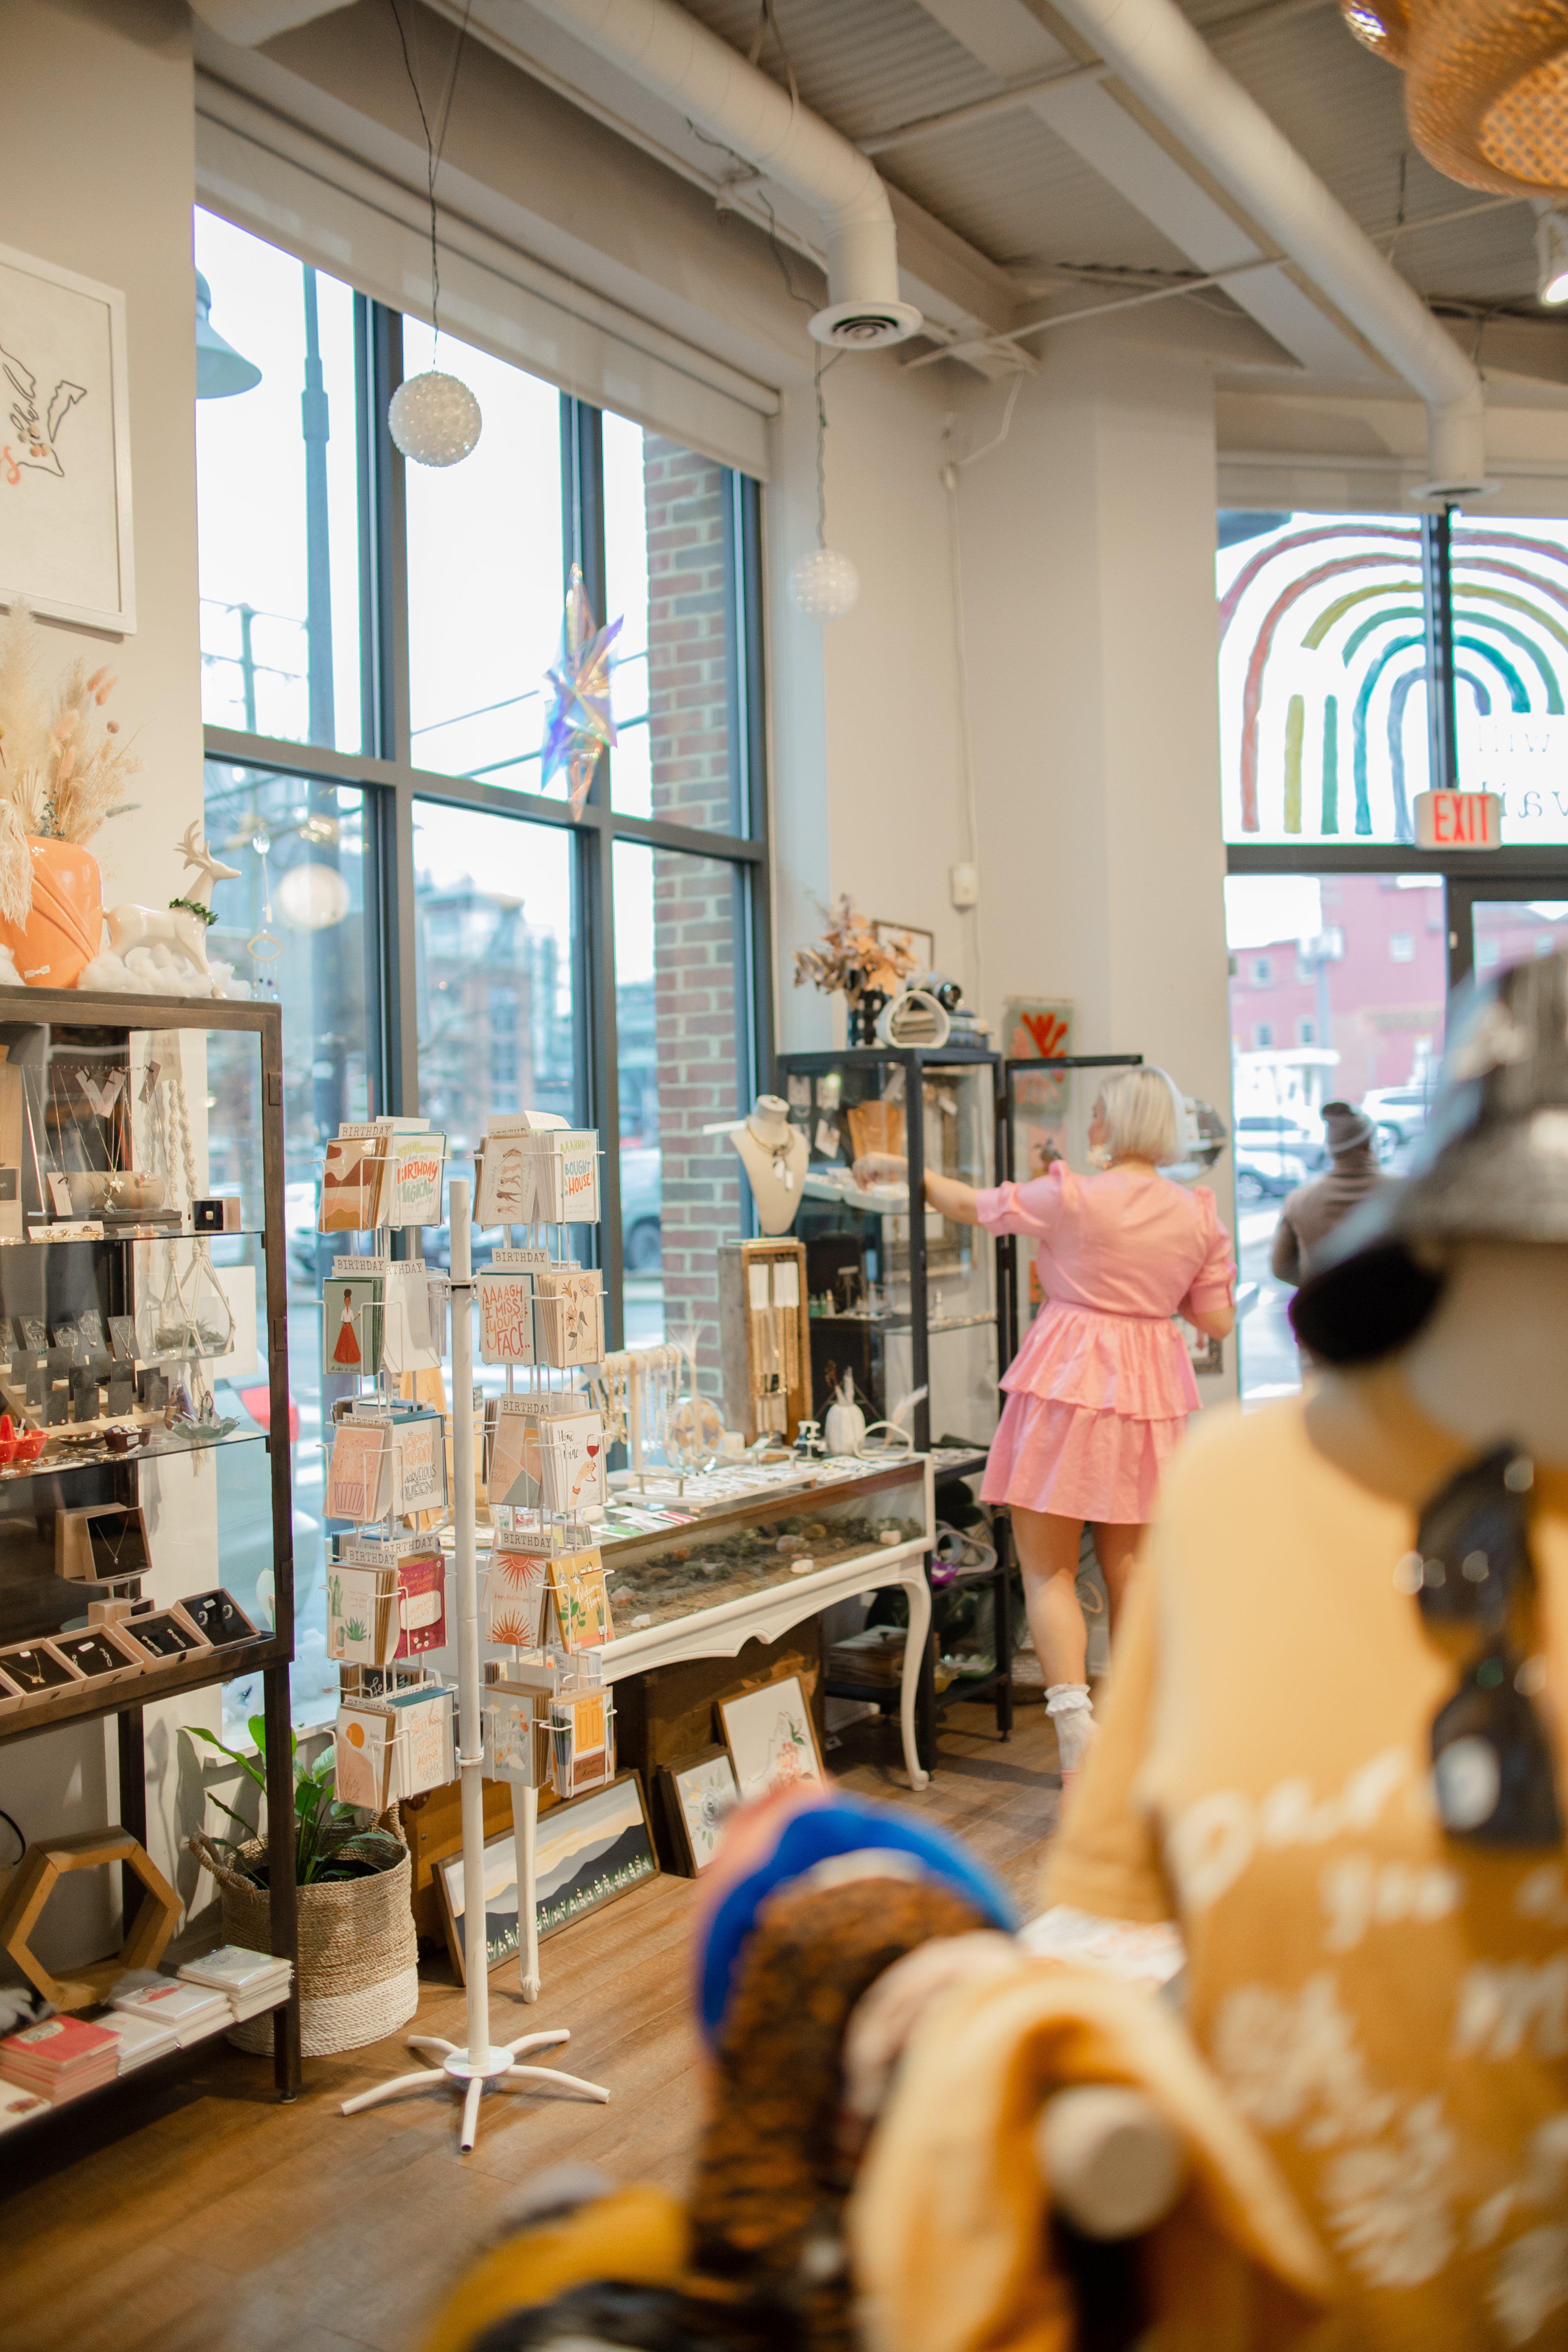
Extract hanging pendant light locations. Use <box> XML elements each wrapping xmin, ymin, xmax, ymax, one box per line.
<box><xmin>385</xmin><ymin>0</ymin><xmax>480</xmax><ymax>467</ymax></box>
<box><xmin>195</xmin><ymin>272</ymin><xmax>261</xmax><ymax>401</ymax></box>
<box><xmin>388</xmin><ymin>371</ymin><xmax>483</xmax><ymax>466</ymax></box>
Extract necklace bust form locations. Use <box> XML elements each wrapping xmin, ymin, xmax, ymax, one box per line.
<box><xmin>728</xmin><ymin>1094</ymin><xmax>809</xmax><ymax>1235</ymax></box>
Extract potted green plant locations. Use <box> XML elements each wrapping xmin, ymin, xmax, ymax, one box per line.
<box><xmin>184</xmin><ymin>1715</ymin><xmax>419</xmax><ymax>2057</ymax></box>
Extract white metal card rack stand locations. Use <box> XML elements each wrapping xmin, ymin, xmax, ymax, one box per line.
<box><xmin>340</xmin><ymin>1179</ymin><xmax>610</xmax><ymax>2150</ymax></box>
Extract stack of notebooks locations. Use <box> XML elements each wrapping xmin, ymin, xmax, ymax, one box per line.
<box><xmin>99</xmin><ymin>2008</ymin><xmax>180</xmax><ymax>2073</ymax></box>
<box><xmin>178</xmin><ymin>1944</ymin><xmax>293</xmax><ymax>2023</ymax></box>
<box><xmin>111</xmin><ymin>1974</ymin><xmax>230</xmax><ymax>2046</ymax></box>
<box><xmin>0</xmin><ymin>2014</ymin><xmax>120</xmax><ymax>2104</ymax></box>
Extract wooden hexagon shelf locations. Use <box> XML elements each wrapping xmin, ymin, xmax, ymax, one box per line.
<box><xmin>0</xmin><ymin>1826</ymin><xmax>180</xmax><ymax>2011</ymax></box>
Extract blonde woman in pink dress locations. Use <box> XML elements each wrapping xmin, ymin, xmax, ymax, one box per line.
<box><xmin>881</xmin><ymin>1067</ymin><xmax>1235</xmax><ymax>1790</ymax></box>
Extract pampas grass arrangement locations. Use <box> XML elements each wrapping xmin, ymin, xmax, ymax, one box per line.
<box><xmin>0</xmin><ymin>603</ymin><xmax>141</xmax><ymax>924</ymax></box>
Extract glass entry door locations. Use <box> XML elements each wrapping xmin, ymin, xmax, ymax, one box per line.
<box><xmin>1446</xmin><ymin>881</ymin><xmax>1568</xmax><ymax>992</ymax></box>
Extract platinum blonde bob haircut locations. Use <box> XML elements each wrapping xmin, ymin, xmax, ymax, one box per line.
<box><xmin>1097</xmin><ymin>1066</ymin><xmax>1186</xmax><ymax>1167</ymax></box>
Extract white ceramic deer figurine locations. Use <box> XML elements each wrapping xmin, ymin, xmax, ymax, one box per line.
<box><xmin>104</xmin><ymin>824</ymin><xmax>241</xmax><ymax>981</ymax></box>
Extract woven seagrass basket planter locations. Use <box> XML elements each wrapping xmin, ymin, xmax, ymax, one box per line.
<box><xmin>188</xmin><ymin>1809</ymin><xmax>418</xmax><ymax>2057</ymax></box>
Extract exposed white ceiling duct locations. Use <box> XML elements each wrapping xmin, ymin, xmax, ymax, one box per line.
<box><xmin>1040</xmin><ymin>0</ymin><xmax>1487</xmax><ymax>497</ymax></box>
<box><xmin>513</xmin><ymin>0</ymin><xmax>924</xmax><ymax>351</ymax></box>
<box><xmin>189</xmin><ymin>0</ymin><xmax>356</xmax><ymax>40</ymax></box>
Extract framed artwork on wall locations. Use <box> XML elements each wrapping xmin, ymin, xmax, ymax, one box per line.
<box><xmin>0</xmin><ymin>242</ymin><xmax>135</xmax><ymax>633</ymax></box>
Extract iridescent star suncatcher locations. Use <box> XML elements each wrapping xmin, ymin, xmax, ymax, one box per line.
<box><xmin>541</xmin><ymin>563</ymin><xmax>621</xmax><ymax>820</ymax></box>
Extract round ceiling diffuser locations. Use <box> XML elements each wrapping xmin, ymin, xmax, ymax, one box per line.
<box><xmin>1340</xmin><ymin>0</ymin><xmax>1568</xmax><ymax>199</ymax></box>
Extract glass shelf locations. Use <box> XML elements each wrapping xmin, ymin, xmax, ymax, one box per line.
<box><xmin>0</xmin><ymin>1418</ymin><xmax>266</xmax><ymax>1485</ymax></box>
<box><xmin>8</xmin><ymin>1226</ymin><xmax>266</xmax><ymax>1246</ymax></box>
<box><xmin>808</xmin><ymin>1309</ymin><xmax>997</xmax><ymax>1337</ymax></box>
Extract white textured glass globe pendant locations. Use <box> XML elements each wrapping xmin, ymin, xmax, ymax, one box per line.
<box><xmin>789</xmin><ymin>545</ymin><xmax>859</xmax><ymax>621</ymax></box>
<box><xmin>388</xmin><ymin>371</ymin><xmax>483</xmax><ymax>468</ymax></box>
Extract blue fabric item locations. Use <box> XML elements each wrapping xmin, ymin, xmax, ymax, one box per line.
<box><xmin>697</xmin><ymin>1793</ymin><xmax>1018</xmax><ymax>2045</ymax></box>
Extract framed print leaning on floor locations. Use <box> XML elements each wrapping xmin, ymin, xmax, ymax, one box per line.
<box><xmin>0</xmin><ymin>243</ymin><xmax>135</xmax><ymax>632</ymax></box>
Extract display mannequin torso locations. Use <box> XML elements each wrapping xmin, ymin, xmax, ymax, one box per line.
<box><xmin>728</xmin><ymin>1096</ymin><xmax>809</xmax><ymax>1236</ymax></box>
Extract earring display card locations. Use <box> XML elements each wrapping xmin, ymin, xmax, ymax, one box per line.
<box><xmin>53</xmin><ymin>1625</ymin><xmax>145</xmax><ymax>1688</ymax></box>
<box><xmin>126</xmin><ymin>1607</ymin><xmax>210</xmax><ymax>1664</ymax></box>
<box><xmin>55</xmin><ymin>1504</ymin><xmax>150</xmax><ymax>1585</ymax></box>
<box><xmin>108</xmin><ymin>1315</ymin><xmax>137</xmax><ymax>1362</ymax></box>
<box><xmin>180</xmin><ymin>1589</ymin><xmax>258</xmax><ymax>1647</ymax></box>
<box><xmin>477</xmin><ymin>1268</ymin><xmax>536</xmax><ymax>1365</ymax></box>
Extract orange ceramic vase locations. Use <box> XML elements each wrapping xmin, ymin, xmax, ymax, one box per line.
<box><xmin>0</xmin><ymin>838</ymin><xmax>104</xmax><ymax>988</ymax></box>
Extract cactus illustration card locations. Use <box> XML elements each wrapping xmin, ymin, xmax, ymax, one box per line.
<box><xmin>544</xmin><ymin>1545</ymin><xmax>613</xmax><ymax>1651</ymax></box>
<box><xmin>326</xmin><ymin>1562</ymin><xmax>398</xmax><ymax>1665</ymax></box>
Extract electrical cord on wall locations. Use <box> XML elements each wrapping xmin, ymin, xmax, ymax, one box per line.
<box><xmin>941</xmin><ymin>376</ymin><xmax>1025</xmax><ymax>1026</ymax></box>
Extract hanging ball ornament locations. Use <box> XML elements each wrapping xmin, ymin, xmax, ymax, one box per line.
<box><xmin>789</xmin><ymin>545</ymin><xmax>860</xmax><ymax>621</ymax></box>
<box><xmin>387</xmin><ymin>370</ymin><xmax>483</xmax><ymax>468</ymax></box>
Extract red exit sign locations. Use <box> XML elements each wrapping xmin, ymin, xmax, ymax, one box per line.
<box><xmin>1413</xmin><ymin>789</ymin><xmax>1503</xmax><ymax>850</ymax></box>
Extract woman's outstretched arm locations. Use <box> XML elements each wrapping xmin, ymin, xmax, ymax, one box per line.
<box><xmin>850</xmin><ymin>1153</ymin><xmax>980</xmax><ymax>1226</ymax></box>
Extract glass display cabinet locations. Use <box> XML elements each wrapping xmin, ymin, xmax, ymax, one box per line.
<box><xmin>0</xmin><ymin>992</ymin><xmax>298</xmax><ymax>2096</ymax></box>
<box><xmin>775</xmin><ymin>1045</ymin><xmax>1001</xmax><ymax>1453</ymax></box>
<box><xmin>998</xmin><ymin>1053</ymin><xmax>1142</xmax><ymax>1370</ymax></box>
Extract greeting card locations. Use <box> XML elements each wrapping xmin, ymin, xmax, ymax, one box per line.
<box><xmin>386</xmin><ymin>1135</ymin><xmax>446</xmax><ymax>1228</ymax></box>
<box><xmin>544</xmin><ymin>1545</ymin><xmax>613</xmax><ymax>1651</ymax></box>
<box><xmin>325</xmin><ymin>1420</ymin><xmax>390</xmax><ymax>1523</ymax></box>
<box><xmin>486</xmin><ymin>1547</ymin><xmax>550</xmax><ymax>1648</ymax></box>
<box><xmin>323</xmin><ymin>1273</ymin><xmax>383</xmax><ymax>1378</ymax></box>
<box><xmin>477</xmin><ymin>1268</ymin><xmax>536</xmax><ymax>1365</ymax></box>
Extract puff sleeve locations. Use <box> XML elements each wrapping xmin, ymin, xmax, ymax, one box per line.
<box><xmin>973</xmin><ymin>1162</ymin><xmax>1070</xmax><ymax>1242</ymax></box>
<box><xmin>1176</xmin><ymin>1186</ymin><xmax>1236</xmax><ymax>1323</ymax></box>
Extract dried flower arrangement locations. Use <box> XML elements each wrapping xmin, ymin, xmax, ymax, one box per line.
<box><xmin>0</xmin><ymin>603</ymin><xmax>140</xmax><ymax>924</ymax></box>
<box><xmin>793</xmin><ymin>895</ymin><xmax>917</xmax><ymax>1012</ymax></box>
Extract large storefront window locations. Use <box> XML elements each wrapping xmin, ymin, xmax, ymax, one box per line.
<box><xmin>1453</xmin><ymin>521</ymin><xmax>1568</xmax><ymax>839</ymax></box>
<box><xmin>1218</xmin><ymin>513</ymin><xmax>1431</xmax><ymax>843</ymax></box>
<box><xmin>197</xmin><ymin>210</ymin><xmax>768</xmax><ymax>1727</ymax></box>
<box><xmin>1224</xmin><ymin>870</ymin><xmax>1446</xmax><ymax>1403</ymax></box>
<box><xmin>202</xmin><ymin>763</ymin><xmax>377</xmax><ymax>1729</ymax></box>
<box><xmin>195</xmin><ymin>212</ymin><xmax>363</xmax><ymax>753</ymax></box>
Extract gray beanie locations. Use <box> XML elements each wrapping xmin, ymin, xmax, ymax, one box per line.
<box><xmin>1322</xmin><ymin>1100</ymin><xmax>1374</xmax><ymax>1154</ymax></box>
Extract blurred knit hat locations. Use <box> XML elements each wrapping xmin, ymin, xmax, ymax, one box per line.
<box><xmin>1293</xmin><ymin>950</ymin><xmax>1568</xmax><ymax>1364</ymax></box>
<box><xmin>1321</xmin><ymin>1099</ymin><xmax>1374</xmax><ymax>1154</ymax></box>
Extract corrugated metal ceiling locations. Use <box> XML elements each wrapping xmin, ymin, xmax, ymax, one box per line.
<box><xmin>681</xmin><ymin>0</ymin><xmax>1540</xmax><ymax>312</ymax></box>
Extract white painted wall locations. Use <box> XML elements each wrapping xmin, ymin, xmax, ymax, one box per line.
<box><xmin>1</xmin><ymin>0</ymin><xmax>219</xmax><ymax>1970</ymax></box>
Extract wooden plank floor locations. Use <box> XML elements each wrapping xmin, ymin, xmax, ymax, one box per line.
<box><xmin>1</xmin><ymin>1701</ymin><xmax>1062</xmax><ymax>2352</ymax></box>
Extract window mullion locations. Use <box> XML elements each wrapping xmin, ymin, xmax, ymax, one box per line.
<box><xmin>1423</xmin><ymin>508</ymin><xmax>1459</xmax><ymax>795</ymax></box>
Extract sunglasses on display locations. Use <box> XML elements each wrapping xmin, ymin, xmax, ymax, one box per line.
<box><xmin>1402</xmin><ymin>1446</ymin><xmax>1562</xmax><ymax>1846</ymax></box>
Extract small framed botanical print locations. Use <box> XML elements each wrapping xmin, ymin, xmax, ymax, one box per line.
<box><xmin>718</xmin><ymin>1674</ymin><xmax>825</xmax><ymax>1805</ymax></box>
<box><xmin>659</xmin><ymin>1745</ymin><xmax>739</xmax><ymax>1876</ymax></box>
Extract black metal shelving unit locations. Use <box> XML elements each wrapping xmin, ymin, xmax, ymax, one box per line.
<box><xmin>0</xmin><ymin>991</ymin><xmax>299</xmax><ymax>2101</ymax></box>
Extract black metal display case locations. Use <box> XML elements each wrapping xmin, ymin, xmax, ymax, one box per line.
<box><xmin>774</xmin><ymin>1043</ymin><xmax>1002</xmax><ymax>1456</ymax></box>
<box><xmin>0</xmin><ymin>992</ymin><xmax>299</xmax><ymax>2097</ymax></box>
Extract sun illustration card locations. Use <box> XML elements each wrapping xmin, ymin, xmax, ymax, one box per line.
<box><xmin>486</xmin><ymin>1549</ymin><xmax>550</xmax><ymax>1648</ymax></box>
<box><xmin>333</xmin><ymin>1702</ymin><xmax>391</xmax><ymax>1809</ymax></box>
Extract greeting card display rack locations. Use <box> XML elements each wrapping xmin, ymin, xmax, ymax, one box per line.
<box><xmin>0</xmin><ymin>994</ymin><xmax>300</xmax><ymax>2102</ymax></box>
<box><xmin>340</xmin><ymin>1154</ymin><xmax>610</xmax><ymax>2151</ymax></box>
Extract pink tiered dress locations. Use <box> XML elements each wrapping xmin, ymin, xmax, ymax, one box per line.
<box><xmin>977</xmin><ymin>1164</ymin><xmax>1235</xmax><ymax>1524</ymax></box>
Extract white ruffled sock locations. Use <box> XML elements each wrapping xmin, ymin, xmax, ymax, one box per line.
<box><xmin>1045</xmin><ymin>1682</ymin><xmax>1096</xmax><ymax>1774</ymax></box>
